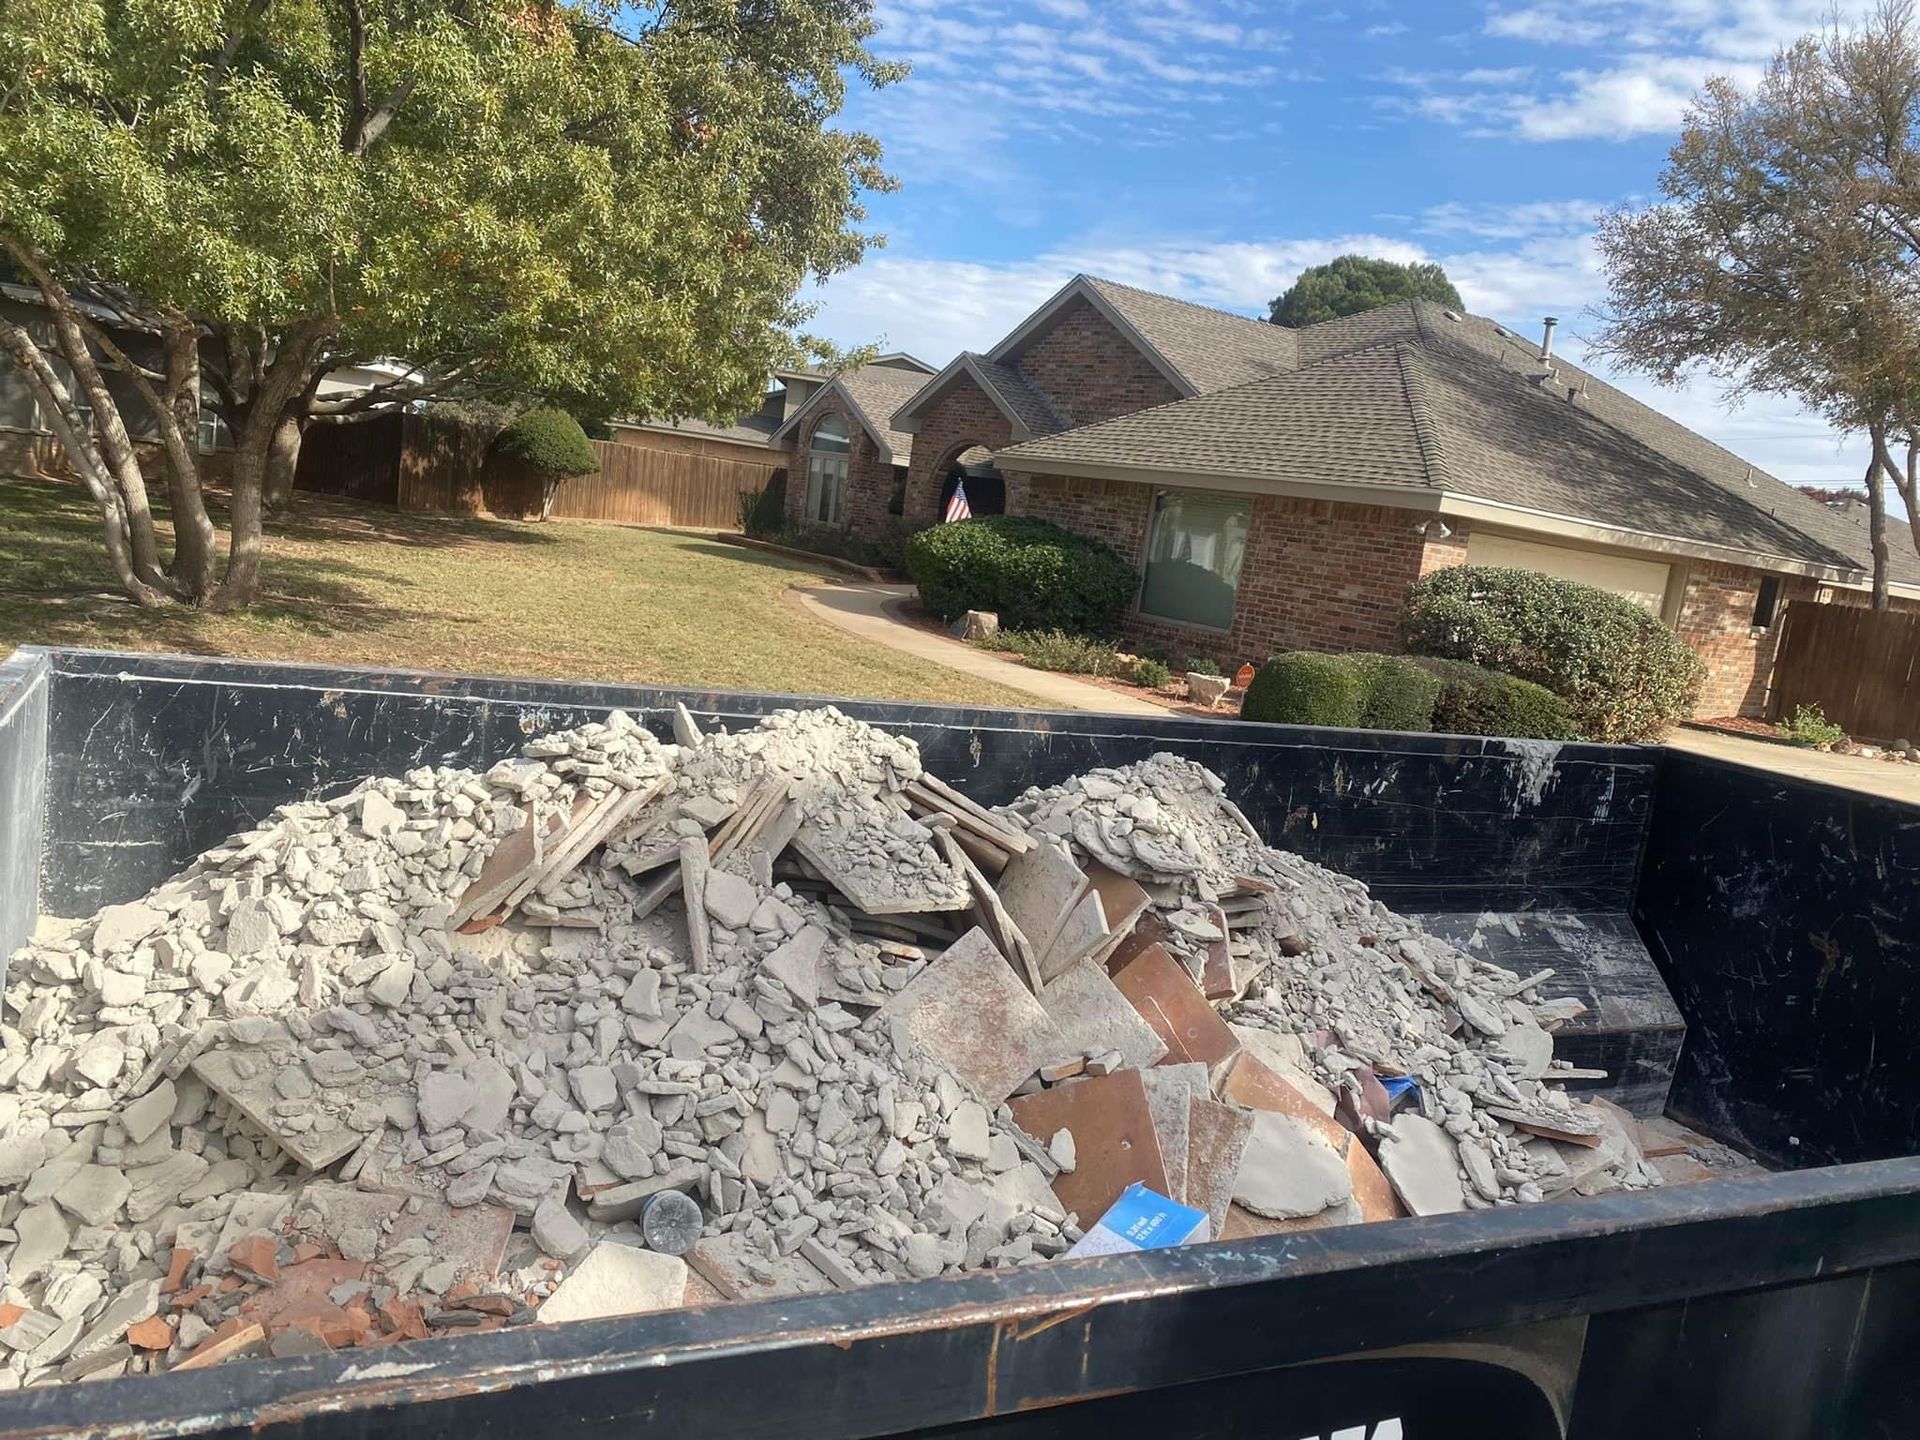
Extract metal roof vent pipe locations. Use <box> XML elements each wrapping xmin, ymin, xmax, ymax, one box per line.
<box><xmin>1532</xmin><ymin>316</ymin><xmax>1560</xmax><ymax>387</ymax></box>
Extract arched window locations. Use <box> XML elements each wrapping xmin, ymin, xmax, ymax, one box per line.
<box><xmin>807</xmin><ymin>414</ymin><xmax>851</xmax><ymax>525</ymax></box>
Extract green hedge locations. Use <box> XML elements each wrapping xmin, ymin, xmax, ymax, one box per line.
<box><xmin>1241</xmin><ymin>652</ymin><xmax>1367</xmax><ymax>727</ymax></box>
<box><xmin>1242</xmin><ymin>650</ymin><xmax>1574</xmax><ymax>739</ymax></box>
<box><xmin>1351</xmin><ymin>653</ymin><xmax>1442</xmax><ymax>731</ymax></box>
<box><xmin>903</xmin><ymin>516</ymin><xmax>1138</xmax><ymax>634</ymax></box>
<box><xmin>1415</xmin><ymin>657</ymin><xmax>1577</xmax><ymax>740</ymax></box>
<box><xmin>1402</xmin><ymin>566</ymin><xmax>1702</xmax><ymax>741</ymax></box>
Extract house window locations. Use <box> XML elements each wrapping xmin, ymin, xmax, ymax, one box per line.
<box><xmin>807</xmin><ymin>414</ymin><xmax>850</xmax><ymax>525</ymax></box>
<box><xmin>1752</xmin><ymin>575</ymin><xmax>1782</xmax><ymax>630</ymax></box>
<box><xmin>0</xmin><ymin>355</ymin><xmax>36</xmax><ymax>431</ymax></box>
<box><xmin>1139</xmin><ymin>490</ymin><xmax>1250</xmax><ymax>630</ymax></box>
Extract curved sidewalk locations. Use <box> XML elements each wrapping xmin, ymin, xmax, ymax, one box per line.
<box><xmin>790</xmin><ymin>581</ymin><xmax>1172</xmax><ymax>716</ymax></box>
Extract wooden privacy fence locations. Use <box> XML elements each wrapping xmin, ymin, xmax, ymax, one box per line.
<box><xmin>550</xmin><ymin>441</ymin><xmax>771</xmax><ymax>527</ymax></box>
<box><xmin>1769</xmin><ymin>600</ymin><xmax>1920</xmax><ymax>742</ymax></box>
<box><xmin>301</xmin><ymin>410</ymin><xmax>776</xmax><ymax>529</ymax></box>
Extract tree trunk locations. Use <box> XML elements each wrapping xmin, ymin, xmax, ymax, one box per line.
<box><xmin>213</xmin><ymin>439</ymin><xmax>268</xmax><ymax>611</ymax></box>
<box><xmin>0</xmin><ymin>314</ymin><xmax>170</xmax><ymax>608</ymax></box>
<box><xmin>1896</xmin><ymin>431</ymin><xmax>1920</xmax><ymax>565</ymax></box>
<box><xmin>157</xmin><ymin>320</ymin><xmax>219</xmax><ymax>602</ymax></box>
<box><xmin>1866</xmin><ymin>423</ymin><xmax>1894</xmax><ymax>610</ymax></box>
<box><xmin>209</xmin><ymin>320</ymin><xmax>331</xmax><ymax>610</ymax></box>
<box><xmin>263</xmin><ymin>412</ymin><xmax>304</xmax><ymax>514</ymax></box>
<box><xmin>0</xmin><ymin>238</ymin><xmax>176</xmax><ymax>597</ymax></box>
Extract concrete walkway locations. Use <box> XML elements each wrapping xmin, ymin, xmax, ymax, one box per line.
<box><xmin>790</xmin><ymin>581</ymin><xmax>1173</xmax><ymax>716</ymax></box>
<box><xmin>1666</xmin><ymin>725</ymin><xmax>1920</xmax><ymax>805</ymax></box>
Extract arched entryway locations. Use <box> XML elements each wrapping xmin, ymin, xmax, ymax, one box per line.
<box><xmin>937</xmin><ymin>445</ymin><xmax>1004</xmax><ymax>520</ymax></box>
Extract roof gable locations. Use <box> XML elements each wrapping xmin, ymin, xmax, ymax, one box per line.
<box><xmin>984</xmin><ymin>275</ymin><xmax>1306</xmax><ymax>399</ymax></box>
<box><xmin>770</xmin><ymin>359</ymin><xmax>937</xmax><ymax>465</ymax></box>
<box><xmin>891</xmin><ymin>352</ymin><xmax>1067</xmax><ymax>441</ymax></box>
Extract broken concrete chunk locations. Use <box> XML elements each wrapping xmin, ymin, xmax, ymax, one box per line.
<box><xmin>539</xmin><ymin>1242</ymin><xmax>688</xmax><ymax>1324</ymax></box>
<box><xmin>1378</xmin><ymin>1115</ymin><xmax>1468</xmax><ymax>1217</ymax></box>
<box><xmin>1233</xmin><ymin>1111</ymin><xmax>1353</xmax><ymax>1220</ymax></box>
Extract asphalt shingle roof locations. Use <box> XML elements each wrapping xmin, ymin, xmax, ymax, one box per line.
<box><xmin>1084</xmin><ymin>277</ymin><xmax>1300</xmax><ymax>393</ymax></box>
<box><xmin>995</xmin><ymin>287</ymin><xmax>1917</xmax><ymax>586</ymax></box>
<box><xmin>968</xmin><ymin>355</ymin><xmax>1068</xmax><ymax>437</ymax></box>
<box><xmin>775</xmin><ymin>360</ymin><xmax>935</xmax><ymax>465</ymax></box>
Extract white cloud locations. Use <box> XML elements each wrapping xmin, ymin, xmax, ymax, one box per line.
<box><xmin>803</xmin><ymin>219</ymin><xmax>1870</xmax><ymax>487</ymax></box>
<box><xmin>1363</xmin><ymin>22</ymin><xmax>1408</xmax><ymax>38</ymax></box>
<box><xmin>1393</xmin><ymin>1</ymin><xmax>1876</xmax><ymax>141</ymax></box>
<box><xmin>852</xmin><ymin>0</ymin><xmax>1293</xmax><ymax>184</ymax></box>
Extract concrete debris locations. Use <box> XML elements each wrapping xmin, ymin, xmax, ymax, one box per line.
<box><xmin>2</xmin><ymin>718</ymin><xmax>1658</xmax><ymax>1392</ymax></box>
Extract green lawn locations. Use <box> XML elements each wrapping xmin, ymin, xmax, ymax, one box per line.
<box><xmin>0</xmin><ymin>475</ymin><xmax>1035</xmax><ymax>706</ymax></box>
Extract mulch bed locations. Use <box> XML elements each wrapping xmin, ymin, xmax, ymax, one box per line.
<box><xmin>884</xmin><ymin>599</ymin><xmax>1247</xmax><ymax>719</ymax></box>
<box><xmin>1691</xmin><ymin>716</ymin><xmax>1793</xmax><ymax>743</ymax></box>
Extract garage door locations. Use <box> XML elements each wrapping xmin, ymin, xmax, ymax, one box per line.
<box><xmin>1465</xmin><ymin>533</ymin><xmax>1672</xmax><ymax>613</ymax></box>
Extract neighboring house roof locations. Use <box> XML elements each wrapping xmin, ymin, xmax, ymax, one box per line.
<box><xmin>891</xmin><ymin>352</ymin><xmax>1067</xmax><ymax>442</ymax></box>
<box><xmin>616</xmin><ymin>412</ymin><xmax>782</xmax><ymax>448</ymax></box>
<box><xmin>982</xmin><ymin>274</ymin><xmax>1301</xmax><ymax>399</ymax></box>
<box><xmin>995</xmin><ymin>295</ymin><xmax>1920</xmax><ymax>591</ymax></box>
<box><xmin>771</xmin><ymin>356</ymin><xmax>938</xmax><ymax>465</ymax></box>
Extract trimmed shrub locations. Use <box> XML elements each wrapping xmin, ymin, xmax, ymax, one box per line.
<box><xmin>1402</xmin><ymin>566</ymin><xmax>1704</xmax><ymax>741</ymax></box>
<box><xmin>1416</xmin><ymin>658</ymin><xmax>1578</xmax><ymax>740</ymax></box>
<box><xmin>1241</xmin><ymin>652</ymin><xmax>1366</xmax><ymax>727</ymax></box>
<box><xmin>1351</xmin><ymin>653</ymin><xmax>1442</xmax><ymax>732</ymax></box>
<box><xmin>494</xmin><ymin>407</ymin><xmax>599</xmax><ymax>519</ymax></box>
<box><xmin>903</xmin><ymin>516</ymin><xmax>1138</xmax><ymax>634</ymax></box>
<box><xmin>1130</xmin><ymin>657</ymin><xmax>1173</xmax><ymax>689</ymax></box>
<box><xmin>983</xmin><ymin>629</ymin><xmax>1123</xmax><ymax>676</ymax></box>
<box><xmin>739</xmin><ymin>471</ymin><xmax>787</xmax><ymax>537</ymax></box>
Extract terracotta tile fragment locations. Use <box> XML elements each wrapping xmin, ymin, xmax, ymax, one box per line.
<box><xmin>126</xmin><ymin>1316</ymin><xmax>175</xmax><ymax>1351</ymax></box>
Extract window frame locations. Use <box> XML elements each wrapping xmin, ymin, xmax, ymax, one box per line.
<box><xmin>1751</xmin><ymin>574</ymin><xmax>1783</xmax><ymax>631</ymax></box>
<box><xmin>1135</xmin><ymin>488</ymin><xmax>1252</xmax><ymax>634</ymax></box>
<box><xmin>806</xmin><ymin>414</ymin><xmax>852</xmax><ymax>527</ymax></box>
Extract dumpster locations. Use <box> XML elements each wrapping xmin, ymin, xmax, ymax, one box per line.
<box><xmin>0</xmin><ymin>645</ymin><xmax>1916</xmax><ymax>1440</ymax></box>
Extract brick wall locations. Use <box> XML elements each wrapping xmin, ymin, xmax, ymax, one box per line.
<box><xmin>1674</xmin><ymin>562</ymin><xmax>1818</xmax><ymax>718</ymax></box>
<box><xmin>787</xmin><ymin>397</ymin><xmax>897</xmax><ymax>546</ymax></box>
<box><xmin>1009</xmin><ymin>297</ymin><xmax>1182</xmax><ymax>429</ymax></box>
<box><xmin>902</xmin><ymin>376</ymin><xmax>1012</xmax><ymax>529</ymax></box>
<box><xmin>1018</xmin><ymin>473</ymin><xmax>1433</xmax><ymax>665</ymax></box>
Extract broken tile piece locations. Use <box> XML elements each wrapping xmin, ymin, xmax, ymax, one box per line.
<box><xmin>1009</xmin><ymin>1068</ymin><xmax>1166</xmax><ymax>1224</ymax></box>
<box><xmin>879</xmin><ymin>928</ymin><xmax>1069</xmax><ymax>1104</ymax></box>
<box><xmin>1110</xmin><ymin>944</ymin><xmax>1241</xmax><ymax>1079</ymax></box>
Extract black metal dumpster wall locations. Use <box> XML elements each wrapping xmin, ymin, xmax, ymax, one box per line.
<box><xmin>32</xmin><ymin>649</ymin><xmax>1656</xmax><ymax>920</ymax></box>
<box><xmin>1637</xmin><ymin>749</ymin><xmax>1920</xmax><ymax>1169</ymax></box>
<box><xmin>0</xmin><ymin>648</ymin><xmax>46</xmax><ymax>959</ymax></box>
<box><xmin>4</xmin><ymin>647</ymin><xmax>1920</xmax><ymax>1440</ymax></box>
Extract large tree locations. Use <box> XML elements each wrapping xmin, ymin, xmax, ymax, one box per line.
<box><xmin>1594</xmin><ymin>1</ymin><xmax>1920</xmax><ymax>607</ymax></box>
<box><xmin>1268</xmin><ymin>255</ymin><xmax>1464</xmax><ymax>328</ymax></box>
<box><xmin>0</xmin><ymin>0</ymin><xmax>899</xmax><ymax>609</ymax></box>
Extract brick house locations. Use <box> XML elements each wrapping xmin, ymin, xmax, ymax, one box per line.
<box><xmin>763</xmin><ymin>354</ymin><xmax>935</xmax><ymax>541</ymax></box>
<box><xmin>852</xmin><ymin>275</ymin><xmax>1920</xmax><ymax>720</ymax></box>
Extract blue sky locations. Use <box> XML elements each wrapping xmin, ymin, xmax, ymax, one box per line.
<box><xmin>802</xmin><ymin>0</ymin><xmax>1873</xmax><ymax>490</ymax></box>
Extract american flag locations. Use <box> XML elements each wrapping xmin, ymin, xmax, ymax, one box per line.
<box><xmin>944</xmin><ymin>481</ymin><xmax>972</xmax><ymax>523</ymax></box>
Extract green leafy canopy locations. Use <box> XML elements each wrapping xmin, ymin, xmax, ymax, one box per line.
<box><xmin>0</xmin><ymin>0</ymin><xmax>905</xmax><ymax>426</ymax></box>
<box><xmin>1269</xmin><ymin>255</ymin><xmax>1464</xmax><ymax>328</ymax></box>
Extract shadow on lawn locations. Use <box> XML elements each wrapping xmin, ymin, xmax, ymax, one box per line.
<box><xmin>0</xmin><ymin>476</ymin><xmax>476</xmax><ymax>649</ymax></box>
<box><xmin>273</xmin><ymin>493</ymin><xmax>564</xmax><ymax>551</ymax></box>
